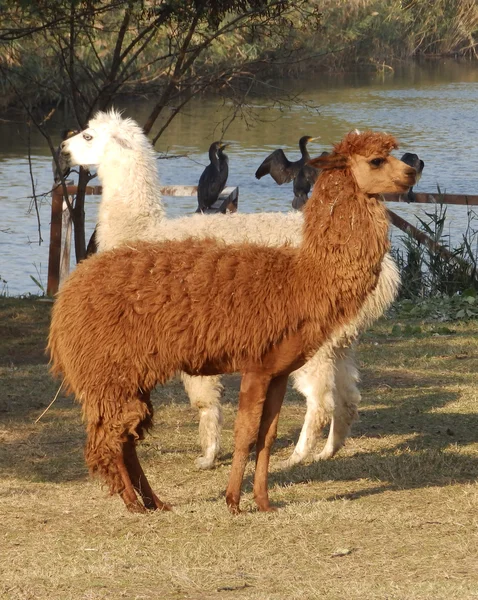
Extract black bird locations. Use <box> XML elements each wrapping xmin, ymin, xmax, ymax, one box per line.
<box><xmin>255</xmin><ymin>135</ymin><xmax>319</xmax><ymax>185</ymax></box>
<box><xmin>52</xmin><ymin>128</ymin><xmax>78</xmax><ymax>184</ymax></box>
<box><xmin>400</xmin><ymin>152</ymin><xmax>425</xmax><ymax>202</ymax></box>
<box><xmin>292</xmin><ymin>151</ymin><xmax>329</xmax><ymax>210</ymax></box>
<box><xmin>196</xmin><ymin>141</ymin><xmax>229</xmax><ymax>212</ymax></box>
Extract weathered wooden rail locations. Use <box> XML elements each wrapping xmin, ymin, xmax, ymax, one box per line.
<box><xmin>383</xmin><ymin>192</ymin><xmax>478</xmax><ymax>273</ymax></box>
<box><xmin>383</xmin><ymin>192</ymin><xmax>478</xmax><ymax>206</ymax></box>
<box><xmin>47</xmin><ymin>187</ymin><xmax>476</xmax><ymax>297</ymax></box>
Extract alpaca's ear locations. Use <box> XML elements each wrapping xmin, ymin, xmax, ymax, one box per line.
<box><xmin>309</xmin><ymin>152</ymin><xmax>348</xmax><ymax>170</ymax></box>
<box><xmin>111</xmin><ymin>133</ymin><xmax>134</xmax><ymax>150</ymax></box>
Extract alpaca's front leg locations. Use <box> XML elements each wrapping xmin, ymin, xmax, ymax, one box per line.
<box><xmin>225</xmin><ymin>373</ymin><xmax>271</xmax><ymax>514</ymax></box>
<box><xmin>253</xmin><ymin>373</ymin><xmax>289</xmax><ymax>512</ymax></box>
<box><xmin>181</xmin><ymin>373</ymin><xmax>224</xmax><ymax>469</ymax></box>
<box><xmin>315</xmin><ymin>349</ymin><xmax>360</xmax><ymax>460</ymax></box>
<box><xmin>282</xmin><ymin>349</ymin><xmax>336</xmax><ymax>467</ymax></box>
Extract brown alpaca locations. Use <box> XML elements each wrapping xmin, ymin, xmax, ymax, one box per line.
<box><xmin>48</xmin><ymin>131</ymin><xmax>416</xmax><ymax>514</ymax></box>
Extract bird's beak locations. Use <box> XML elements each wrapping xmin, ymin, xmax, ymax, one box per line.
<box><xmin>308</xmin><ymin>137</ymin><xmax>320</xmax><ymax>142</ymax></box>
<box><xmin>219</xmin><ymin>143</ymin><xmax>229</xmax><ymax>149</ymax></box>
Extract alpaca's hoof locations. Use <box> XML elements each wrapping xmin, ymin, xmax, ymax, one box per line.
<box><xmin>258</xmin><ymin>504</ymin><xmax>278</xmax><ymax>513</ymax></box>
<box><xmin>143</xmin><ymin>494</ymin><xmax>173</xmax><ymax>512</ymax></box>
<box><xmin>226</xmin><ymin>494</ymin><xmax>241</xmax><ymax>515</ymax></box>
<box><xmin>279</xmin><ymin>452</ymin><xmax>305</xmax><ymax>469</ymax></box>
<box><xmin>313</xmin><ymin>445</ymin><xmax>338</xmax><ymax>461</ymax></box>
<box><xmin>195</xmin><ymin>455</ymin><xmax>216</xmax><ymax>470</ymax></box>
<box><xmin>125</xmin><ymin>500</ymin><xmax>148</xmax><ymax>514</ymax></box>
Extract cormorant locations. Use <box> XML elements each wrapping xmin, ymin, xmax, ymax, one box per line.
<box><xmin>196</xmin><ymin>141</ymin><xmax>229</xmax><ymax>212</ymax></box>
<box><xmin>292</xmin><ymin>151</ymin><xmax>329</xmax><ymax>210</ymax></box>
<box><xmin>400</xmin><ymin>152</ymin><xmax>425</xmax><ymax>202</ymax></box>
<box><xmin>254</xmin><ymin>135</ymin><xmax>319</xmax><ymax>184</ymax></box>
<box><xmin>52</xmin><ymin>128</ymin><xmax>78</xmax><ymax>184</ymax></box>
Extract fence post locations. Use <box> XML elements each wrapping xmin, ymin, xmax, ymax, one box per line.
<box><xmin>59</xmin><ymin>199</ymin><xmax>72</xmax><ymax>285</ymax></box>
<box><xmin>47</xmin><ymin>185</ymin><xmax>63</xmax><ymax>297</ymax></box>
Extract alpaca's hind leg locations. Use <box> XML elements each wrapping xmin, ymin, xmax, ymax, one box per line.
<box><xmin>85</xmin><ymin>419</ymin><xmax>145</xmax><ymax>513</ymax></box>
<box><xmin>281</xmin><ymin>349</ymin><xmax>336</xmax><ymax>467</ymax></box>
<box><xmin>181</xmin><ymin>373</ymin><xmax>224</xmax><ymax>470</ymax></box>
<box><xmin>225</xmin><ymin>373</ymin><xmax>271</xmax><ymax>514</ymax></box>
<box><xmin>253</xmin><ymin>373</ymin><xmax>289</xmax><ymax>512</ymax></box>
<box><xmin>115</xmin><ymin>446</ymin><xmax>147</xmax><ymax>513</ymax></box>
<box><xmin>86</xmin><ymin>389</ymin><xmax>163</xmax><ymax>513</ymax></box>
<box><xmin>123</xmin><ymin>437</ymin><xmax>172</xmax><ymax>511</ymax></box>
<box><xmin>315</xmin><ymin>348</ymin><xmax>360</xmax><ymax>460</ymax></box>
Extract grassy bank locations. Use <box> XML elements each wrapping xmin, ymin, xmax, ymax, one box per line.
<box><xmin>1</xmin><ymin>296</ymin><xmax>478</xmax><ymax>599</ymax></box>
<box><xmin>1</xmin><ymin>0</ymin><xmax>477</xmax><ymax>112</ymax></box>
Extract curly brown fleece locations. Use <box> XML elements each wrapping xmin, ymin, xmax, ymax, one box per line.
<box><xmin>48</xmin><ymin>130</ymin><xmax>414</xmax><ymax>512</ymax></box>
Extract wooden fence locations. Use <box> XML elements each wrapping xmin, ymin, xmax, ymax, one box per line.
<box><xmin>47</xmin><ymin>187</ymin><xmax>477</xmax><ymax>296</ymax></box>
<box><xmin>47</xmin><ymin>184</ymin><xmax>238</xmax><ymax>295</ymax></box>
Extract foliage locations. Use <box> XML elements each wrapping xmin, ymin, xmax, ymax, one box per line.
<box><xmin>274</xmin><ymin>0</ymin><xmax>478</xmax><ymax>72</ymax></box>
<box><xmin>392</xmin><ymin>290</ymin><xmax>478</xmax><ymax>323</ymax></box>
<box><xmin>390</xmin><ymin>197</ymin><xmax>478</xmax><ymax>322</ymax></box>
<box><xmin>392</xmin><ymin>199</ymin><xmax>478</xmax><ymax>295</ymax></box>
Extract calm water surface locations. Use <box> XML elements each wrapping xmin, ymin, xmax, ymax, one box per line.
<box><xmin>1</xmin><ymin>61</ymin><xmax>477</xmax><ymax>295</ymax></box>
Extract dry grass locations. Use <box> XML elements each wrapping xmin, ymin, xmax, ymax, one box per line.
<box><xmin>1</xmin><ymin>297</ymin><xmax>478</xmax><ymax>600</ymax></box>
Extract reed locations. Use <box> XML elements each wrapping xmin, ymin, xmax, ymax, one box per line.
<box><xmin>391</xmin><ymin>198</ymin><xmax>478</xmax><ymax>318</ymax></box>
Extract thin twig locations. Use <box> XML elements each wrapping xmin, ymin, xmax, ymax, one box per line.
<box><xmin>35</xmin><ymin>380</ymin><xmax>64</xmax><ymax>424</ymax></box>
<box><xmin>26</xmin><ymin>122</ymin><xmax>43</xmax><ymax>245</ymax></box>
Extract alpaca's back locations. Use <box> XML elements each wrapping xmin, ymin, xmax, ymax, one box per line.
<box><xmin>98</xmin><ymin>211</ymin><xmax>304</xmax><ymax>252</ymax></box>
<box><xmin>49</xmin><ymin>239</ymin><xmax>311</xmax><ymax>398</ymax></box>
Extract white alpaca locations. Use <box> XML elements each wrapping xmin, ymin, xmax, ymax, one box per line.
<box><xmin>61</xmin><ymin>110</ymin><xmax>400</xmax><ymax>469</ymax></box>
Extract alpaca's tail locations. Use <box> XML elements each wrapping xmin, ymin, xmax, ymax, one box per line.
<box><xmin>46</xmin><ymin>326</ymin><xmax>67</xmax><ymax>387</ymax></box>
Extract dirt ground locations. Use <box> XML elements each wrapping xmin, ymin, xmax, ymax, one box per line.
<box><xmin>1</xmin><ymin>296</ymin><xmax>477</xmax><ymax>600</ymax></box>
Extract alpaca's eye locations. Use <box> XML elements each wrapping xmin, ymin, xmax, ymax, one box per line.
<box><xmin>83</xmin><ymin>133</ymin><xmax>93</xmax><ymax>142</ymax></box>
<box><xmin>370</xmin><ymin>158</ymin><xmax>385</xmax><ymax>167</ymax></box>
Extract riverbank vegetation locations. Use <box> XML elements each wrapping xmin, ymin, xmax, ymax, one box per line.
<box><xmin>390</xmin><ymin>202</ymin><xmax>478</xmax><ymax>320</ymax></box>
<box><xmin>1</xmin><ymin>0</ymin><xmax>477</xmax><ymax>114</ymax></box>
<box><xmin>1</xmin><ymin>295</ymin><xmax>477</xmax><ymax>599</ymax></box>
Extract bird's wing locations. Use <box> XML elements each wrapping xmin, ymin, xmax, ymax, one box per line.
<box><xmin>255</xmin><ymin>149</ymin><xmax>294</xmax><ymax>184</ymax></box>
<box><xmin>303</xmin><ymin>164</ymin><xmax>320</xmax><ymax>184</ymax></box>
<box><xmin>218</xmin><ymin>162</ymin><xmax>229</xmax><ymax>196</ymax></box>
<box><xmin>197</xmin><ymin>164</ymin><xmax>223</xmax><ymax>209</ymax></box>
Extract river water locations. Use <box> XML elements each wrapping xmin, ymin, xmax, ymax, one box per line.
<box><xmin>0</xmin><ymin>60</ymin><xmax>477</xmax><ymax>296</ymax></box>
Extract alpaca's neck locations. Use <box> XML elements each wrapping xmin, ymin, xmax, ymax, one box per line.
<box><xmin>299</xmin><ymin>168</ymin><xmax>390</xmax><ymax>328</ymax></box>
<box><xmin>96</xmin><ymin>148</ymin><xmax>165</xmax><ymax>251</ymax></box>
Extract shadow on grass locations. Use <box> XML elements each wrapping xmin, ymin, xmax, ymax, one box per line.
<box><xmin>2</xmin><ymin>363</ymin><xmax>478</xmax><ymax>491</ymax></box>
<box><xmin>220</xmin><ymin>433</ymin><xmax>478</xmax><ymax>509</ymax></box>
<box><xmin>235</xmin><ymin>382</ymin><xmax>478</xmax><ymax>502</ymax></box>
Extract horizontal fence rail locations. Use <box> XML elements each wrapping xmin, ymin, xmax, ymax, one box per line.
<box><xmin>47</xmin><ymin>185</ymin><xmax>474</xmax><ymax>296</ymax></box>
<box><xmin>383</xmin><ymin>192</ymin><xmax>478</xmax><ymax>206</ymax></box>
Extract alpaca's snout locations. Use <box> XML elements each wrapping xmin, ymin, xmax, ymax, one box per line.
<box><xmin>60</xmin><ymin>141</ymin><xmax>71</xmax><ymax>162</ymax></box>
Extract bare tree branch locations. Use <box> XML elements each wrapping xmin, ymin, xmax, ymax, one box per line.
<box><xmin>26</xmin><ymin>123</ymin><xmax>43</xmax><ymax>246</ymax></box>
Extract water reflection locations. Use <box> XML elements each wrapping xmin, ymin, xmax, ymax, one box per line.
<box><xmin>1</xmin><ymin>61</ymin><xmax>477</xmax><ymax>295</ymax></box>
